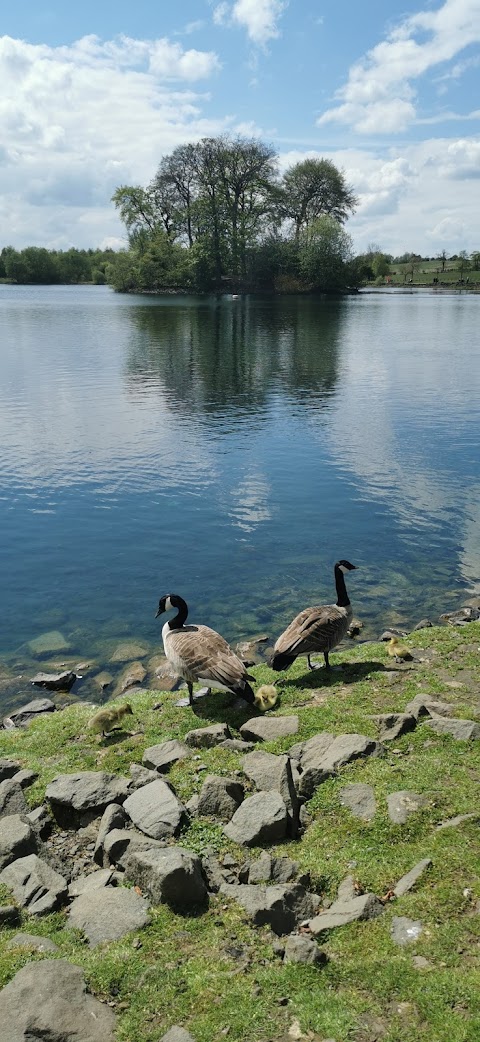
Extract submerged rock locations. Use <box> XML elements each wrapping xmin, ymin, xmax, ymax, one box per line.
<box><xmin>31</xmin><ymin>670</ymin><xmax>77</xmax><ymax>691</ymax></box>
<box><xmin>27</xmin><ymin>631</ymin><xmax>71</xmax><ymax>656</ymax></box>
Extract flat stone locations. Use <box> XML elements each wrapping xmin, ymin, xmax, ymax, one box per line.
<box><xmin>220</xmin><ymin>881</ymin><xmax>319</xmax><ymax>935</ymax></box>
<box><xmin>0</xmin><ymin>814</ymin><xmax>37</xmax><ymax>871</ymax></box>
<box><xmin>129</xmin><ymin>764</ymin><xmax>159</xmax><ymax>788</ymax></box>
<box><xmin>68</xmin><ymin>869</ymin><xmax>115</xmax><ymax>897</ymax></box>
<box><xmin>110</xmin><ymin>641</ymin><xmax>149</xmax><ymax>662</ymax></box>
<box><xmin>295</xmin><ymin>733</ymin><xmax>382</xmax><ymax>799</ymax></box>
<box><xmin>46</xmin><ymin>771</ymin><xmax>130</xmax><ymax>827</ymax></box>
<box><xmin>0</xmin><ymin>853</ymin><xmax>68</xmax><ymax>915</ymax></box>
<box><xmin>242</xmin><ymin>750</ymin><xmax>300</xmax><ymax>835</ymax></box>
<box><xmin>413</xmin><ymin>619</ymin><xmax>433</xmax><ymax>630</ymax></box>
<box><xmin>0</xmin><ymin>759</ymin><xmax>21</xmax><ymax>781</ymax></box>
<box><xmin>239</xmin><ymin>716</ymin><xmax>299</xmax><ymax>743</ymax></box>
<box><xmin>436</xmin><ymin>812</ymin><xmax>479</xmax><ymax>830</ymax></box>
<box><xmin>339</xmin><ymin>784</ymin><xmax>376</xmax><ymax>821</ymax></box>
<box><xmin>123</xmin><ymin>779</ymin><xmax>185</xmax><ymax>840</ymax></box>
<box><xmin>4</xmin><ymin>698</ymin><xmax>56</xmax><ymax>728</ymax></box>
<box><xmin>113</xmin><ymin>661</ymin><xmax>147</xmax><ymax>696</ymax></box>
<box><xmin>283</xmin><ymin>934</ymin><xmax>327</xmax><ymax>965</ymax></box>
<box><xmin>0</xmin><ymin>780</ymin><xmax>28</xmax><ymax>819</ymax></box>
<box><xmin>387</xmin><ymin>791</ymin><xmax>427</xmax><ymax>824</ymax></box>
<box><xmin>218</xmin><ymin>738</ymin><xmax>256</xmax><ymax>752</ymax></box>
<box><xmin>308</xmin><ymin>892</ymin><xmax>384</xmax><ymax>934</ymax></box>
<box><xmin>440</xmin><ymin>607</ymin><xmax>480</xmax><ymax>625</ymax></box>
<box><xmin>0</xmin><ymin>959</ymin><xmax>116</xmax><ymax>1041</ymax></box>
<box><xmin>337</xmin><ymin>875</ymin><xmax>357</xmax><ymax>901</ymax></box>
<box><xmin>31</xmin><ymin>670</ymin><xmax>77</xmax><ymax>691</ymax></box>
<box><xmin>391</xmin><ymin>916</ymin><xmax>423</xmax><ymax>946</ymax></box>
<box><xmin>26</xmin><ymin>804</ymin><xmax>52</xmax><ymax>838</ymax></box>
<box><xmin>224</xmin><ymin>791</ymin><xmax>288</xmax><ymax>846</ymax></box>
<box><xmin>404</xmin><ymin>694</ymin><xmax>453</xmax><ymax>719</ymax></box>
<box><xmin>93</xmin><ymin>803</ymin><xmax>126</xmax><ymax>865</ymax></box>
<box><xmin>124</xmin><ymin>846</ymin><xmax>207</xmax><ymax>909</ymax></box>
<box><xmin>28</xmin><ymin>630</ymin><xmax>70</xmax><ymax>656</ymax></box>
<box><xmin>7</xmin><ymin>932</ymin><xmax>59</xmax><ymax>952</ymax></box>
<box><xmin>103</xmin><ymin>828</ymin><xmax>167</xmax><ymax>869</ymax></box>
<box><xmin>372</xmin><ymin>713</ymin><xmax>417</xmax><ymax>742</ymax></box>
<box><xmin>426</xmin><ymin>715</ymin><xmax>480</xmax><ymax>740</ymax></box>
<box><xmin>393</xmin><ymin>859</ymin><xmax>432</xmax><ymax>897</ymax></box>
<box><xmin>68</xmin><ymin>887</ymin><xmax>150</xmax><ymax>946</ymax></box>
<box><xmin>184</xmin><ymin>723</ymin><xmax>231</xmax><ymax>747</ymax></box>
<box><xmin>13</xmin><ymin>768</ymin><xmax>37</xmax><ymax>789</ymax></box>
<box><xmin>142</xmin><ymin>739</ymin><xmax>190</xmax><ymax>771</ymax></box>
<box><xmin>159</xmin><ymin>1029</ymin><xmax>196</xmax><ymax>1042</ymax></box>
<box><xmin>197</xmin><ymin>775</ymin><xmax>244</xmax><ymax>821</ymax></box>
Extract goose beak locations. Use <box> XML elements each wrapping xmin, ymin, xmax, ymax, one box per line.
<box><xmin>155</xmin><ymin>607</ymin><xmax>162</xmax><ymax>618</ymax></box>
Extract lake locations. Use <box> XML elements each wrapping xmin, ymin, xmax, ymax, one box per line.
<box><xmin>0</xmin><ymin>285</ymin><xmax>479</xmax><ymax>710</ymax></box>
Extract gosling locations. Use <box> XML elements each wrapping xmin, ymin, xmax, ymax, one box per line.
<box><xmin>254</xmin><ymin>685</ymin><xmax>279</xmax><ymax>712</ymax></box>
<box><xmin>387</xmin><ymin>637</ymin><xmax>413</xmax><ymax>663</ymax></box>
<box><xmin>88</xmin><ymin>703</ymin><xmax>133</xmax><ymax>737</ymax></box>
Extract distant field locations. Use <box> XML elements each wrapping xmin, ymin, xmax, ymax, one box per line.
<box><xmin>383</xmin><ymin>259</ymin><xmax>480</xmax><ymax>288</ymax></box>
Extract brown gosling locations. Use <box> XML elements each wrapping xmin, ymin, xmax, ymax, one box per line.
<box><xmin>88</xmin><ymin>703</ymin><xmax>133</xmax><ymax>737</ymax></box>
<box><xmin>387</xmin><ymin>637</ymin><xmax>413</xmax><ymax>663</ymax></box>
<box><xmin>253</xmin><ymin>685</ymin><xmax>279</xmax><ymax>712</ymax></box>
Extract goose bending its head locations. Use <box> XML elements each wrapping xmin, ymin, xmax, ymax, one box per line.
<box><xmin>88</xmin><ymin>702</ymin><xmax>133</xmax><ymax>737</ymax></box>
<box><xmin>155</xmin><ymin>594</ymin><xmax>258</xmax><ymax>709</ymax></box>
<box><xmin>270</xmin><ymin>560</ymin><xmax>357</xmax><ymax>672</ymax></box>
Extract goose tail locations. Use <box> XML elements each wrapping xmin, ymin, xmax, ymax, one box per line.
<box><xmin>270</xmin><ymin>651</ymin><xmax>296</xmax><ymax>671</ymax></box>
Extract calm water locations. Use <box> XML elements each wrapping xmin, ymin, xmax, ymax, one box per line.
<box><xmin>0</xmin><ymin>285</ymin><xmax>479</xmax><ymax>706</ymax></box>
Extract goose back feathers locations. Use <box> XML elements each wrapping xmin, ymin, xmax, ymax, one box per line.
<box><xmin>271</xmin><ymin>560</ymin><xmax>357</xmax><ymax>671</ymax></box>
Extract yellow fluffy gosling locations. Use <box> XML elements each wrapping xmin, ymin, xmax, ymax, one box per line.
<box><xmin>387</xmin><ymin>637</ymin><xmax>413</xmax><ymax>663</ymax></box>
<box><xmin>88</xmin><ymin>703</ymin><xmax>133</xmax><ymax>737</ymax></box>
<box><xmin>253</xmin><ymin>685</ymin><xmax>279</xmax><ymax>712</ymax></box>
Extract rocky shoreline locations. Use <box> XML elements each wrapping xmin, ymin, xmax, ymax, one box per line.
<box><xmin>0</xmin><ymin>605</ymin><xmax>479</xmax><ymax>1042</ymax></box>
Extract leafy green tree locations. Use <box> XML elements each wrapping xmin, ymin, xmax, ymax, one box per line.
<box><xmin>279</xmin><ymin>158</ymin><xmax>357</xmax><ymax>241</ymax></box>
<box><xmin>299</xmin><ymin>216</ymin><xmax>353</xmax><ymax>291</ymax></box>
<box><xmin>372</xmin><ymin>253</ymin><xmax>390</xmax><ymax>278</ymax></box>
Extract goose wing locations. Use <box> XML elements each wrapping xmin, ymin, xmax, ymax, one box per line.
<box><xmin>274</xmin><ymin>604</ymin><xmax>347</xmax><ymax>656</ymax></box>
<box><xmin>167</xmin><ymin>624</ymin><xmax>252</xmax><ymax>687</ymax></box>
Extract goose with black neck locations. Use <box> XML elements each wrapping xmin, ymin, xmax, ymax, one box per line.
<box><xmin>270</xmin><ymin>560</ymin><xmax>357</xmax><ymax>672</ymax></box>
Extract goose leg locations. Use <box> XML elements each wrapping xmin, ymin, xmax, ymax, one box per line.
<box><xmin>324</xmin><ymin>651</ymin><xmax>330</xmax><ymax>669</ymax></box>
<box><xmin>188</xmin><ymin>682</ymin><xmax>194</xmax><ymax>707</ymax></box>
<box><xmin>307</xmin><ymin>654</ymin><xmax>322</xmax><ymax>670</ymax></box>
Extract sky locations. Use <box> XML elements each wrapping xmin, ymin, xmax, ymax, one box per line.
<box><xmin>1</xmin><ymin>0</ymin><xmax>479</xmax><ymax>257</ymax></box>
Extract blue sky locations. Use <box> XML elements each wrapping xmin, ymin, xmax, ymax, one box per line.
<box><xmin>1</xmin><ymin>0</ymin><xmax>480</xmax><ymax>255</ymax></box>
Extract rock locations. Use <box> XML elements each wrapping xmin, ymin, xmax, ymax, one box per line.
<box><xmin>184</xmin><ymin>723</ymin><xmax>231</xmax><ymax>747</ymax></box>
<box><xmin>0</xmin><ymin>815</ymin><xmax>37</xmax><ymax>871</ymax></box>
<box><xmin>412</xmin><ymin>955</ymin><xmax>432</xmax><ymax>969</ymax></box>
<box><xmin>113</xmin><ymin>661</ymin><xmax>147</xmax><ymax>696</ymax></box>
<box><xmin>68</xmin><ymin>868</ymin><xmax>115</xmax><ymax>897</ymax></box>
<box><xmin>372</xmin><ymin>713</ymin><xmax>417</xmax><ymax>742</ymax></box>
<box><xmin>248</xmin><ymin>851</ymin><xmax>274</xmax><ymax>883</ymax></box>
<box><xmin>294</xmin><ymin>733</ymin><xmax>382</xmax><ymax>799</ymax></box>
<box><xmin>0</xmin><ymin>905</ymin><xmax>20</xmax><ymax>925</ymax></box>
<box><xmin>339</xmin><ymin>784</ymin><xmax>376</xmax><ymax>821</ymax></box>
<box><xmin>224</xmin><ymin>791</ymin><xmax>288</xmax><ymax>846</ymax></box>
<box><xmin>440</xmin><ymin>607</ymin><xmax>480</xmax><ymax>625</ymax></box>
<box><xmin>68</xmin><ymin>887</ymin><xmax>150</xmax><ymax>946</ymax></box>
<box><xmin>94</xmin><ymin>671</ymin><xmax>113</xmax><ymax>690</ymax></box>
<box><xmin>93</xmin><ymin>803</ymin><xmax>126</xmax><ymax>865</ymax></box>
<box><xmin>26</xmin><ymin>804</ymin><xmax>52</xmax><ymax>839</ymax></box>
<box><xmin>110</xmin><ymin>641</ymin><xmax>149</xmax><ymax>662</ymax></box>
<box><xmin>426</xmin><ymin>715</ymin><xmax>480</xmax><ymax>740</ymax></box>
<box><xmin>142</xmin><ymin>739</ymin><xmax>190</xmax><ymax>771</ymax></box>
<box><xmin>220</xmin><ymin>881</ymin><xmax>319</xmax><ymax>935</ymax></box>
<box><xmin>436</xmin><ymin>812</ymin><xmax>479</xmax><ymax>830</ymax></box>
<box><xmin>218</xmin><ymin>738</ymin><xmax>256</xmax><ymax>752</ymax></box>
<box><xmin>124</xmin><ymin>846</ymin><xmax>207</xmax><ymax>908</ymax></box>
<box><xmin>393</xmin><ymin>859</ymin><xmax>432</xmax><ymax>897</ymax></box>
<box><xmin>197</xmin><ymin>775</ymin><xmax>244</xmax><ymax>821</ymax></box>
<box><xmin>337</xmin><ymin>875</ymin><xmax>357</xmax><ymax>901</ymax></box>
<box><xmin>403</xmin><ymin>694</ymin><xmax>453</xmax><ymax>719</ymax></box>
<box><xmin>380</xmin><ymin>629</ymin><xmax>407</xmax><ymax>640</ymax></box>
<box><xmin>185</xmin><ymin>794</ymin><xmax>199</xmax><ymax>816</ymax></box>
<box><xmin>413</xmin><ymin>619</ymin><xmax>433</xmax><ymax>630</ymax></box>
<box><xmin>103</xmin><ymin>828</ymin><xmax>167</xmax><ymax>869</ymax></box>
<box><xmin>387</xmin><ymin>791</ymin><xmax>427</xmax><ymax>824</ymax></box>
<box><xmin>46</xmin><ymin>771</ymin><xmax>130</xmax><ymax>827</ymax></box>
<box><xmin>239</xmin><ymin>716</ymin><xmax>299</xmax><ymax>743</ymax></box>
<box><xmin>0</xmin><ymin>959</ymin><xmax>116</xmax><ymax>1041</ymax></box>
<box><xmin>129</xmin><ymin>763</ymin><xmax>159</xmax><ymax>788</ymax></box>
<box><xmin>123</xmin><ymin>779</ymin><xmax>185</xmax><ymax>840</ymax></box>
<box><xmin>0</xmin><ymin>853</ymin><xmax>68</xmax><ymax>915</ymax></box>
<box><xmin>159</xmin><ymin>1028</ymin><xmax>196</xmax><ymax>1042</ymax></box>
<box><xmin>7</xmin><ymin>932</ymin><xmax>59</xmax><ymax>952</ymax></box>
<box><xmin>0</xmin><ymin>780</ymin><xmax>28</xmax><ymax>819</ymax></box>
<box><xmin>347</xmin><ymin>618</ymin><xmax>364</xmax><ymax>637</ymax></box>
<box><xmin>31</xmin><ymin>670</ymin><xmax>77</xmax><ymax>691</ymax></box>
<box><xmin>391</xmin><ymin>916</ymin><xmax>423</xmax><ymax>946</ymax></box>
<box><xmin>283</xmin><ymin>934</ymin><xmax>327</xmax><ymax>965</ymax></box>
<box><xmin>4</xmin><ymin>697</ymin><xmax>56</xmax><ymax>728</ymax></box>
<box><xmin>13</xmin><ymin>768</ymin><xmax>37</xmax><ymax>789</ymax></box>
<box><xmin>28</xmin><ymin>630</ymin><xmax>70</xmax><ymax>656</ymax></box>
<box><xmin>241</xmin><ymin>750</ymin><xmax>300</xmax><ymax>836</ymax></box>
<box><xmin>0</xmin><ymin>759</ymin><xmax>20</xmax><ymax>781</ymax></box>
<box><xmin>308</xmin><ymin>893</ymin><xmax>384</xmax><ymax>934</ymax></box>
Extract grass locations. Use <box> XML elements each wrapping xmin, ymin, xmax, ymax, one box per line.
<box><xmin>0</xmin><ymin>622</ymin><xmax>479</xmax><ymax>1041</ymax></box>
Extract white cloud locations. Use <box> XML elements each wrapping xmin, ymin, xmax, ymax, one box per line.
<box><xmin>318</xmin><ymin>0</ymin><xmax>480</xmax><ymax>133</ymax></box>
<box><xmin>213</xmin><ymin>0</ymin><xmax>287</xmax><ymax>46</ymax></box>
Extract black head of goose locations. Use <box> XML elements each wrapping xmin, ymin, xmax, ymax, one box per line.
<box><xmin>155</xmin><ymin>594</ymin><xmax>257</xmax><ymax>708</ymax></box>
<box><xmin>270</xmin><ymin>560</ymin><xmax>357</xmax><ymax>672</ymax></box>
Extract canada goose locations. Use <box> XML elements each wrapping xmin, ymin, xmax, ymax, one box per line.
<box><xmin>155</xmin><ymin>594</ymin><xmax>257</xmax><ymax>708</ymax></box>
<box><xmin>387</xmin><ymin>637</ymin><xmax>413</xmax><ymax>662</ymax></box>
<box><xmin>254</xmin><ymin>685</ymin><xmax>279</xmax><ymax>712</ymax></box>
<box><xmin>271</xmin><ymin>560</ymin><xmax>357</xmax><ymax>672</ymax></box>
<box><xmin>88</xmin><ymin>703</ymin><xmax>133</xmax><ymax>737</ymax></box>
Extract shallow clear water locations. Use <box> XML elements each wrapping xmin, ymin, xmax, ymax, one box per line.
<box><xmin>0</xmin><ymin>285</ymin><xmax>479</xmax><ymax>703</ymax></box>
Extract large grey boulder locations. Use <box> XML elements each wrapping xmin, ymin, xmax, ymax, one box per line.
<box><xmin>308</xmin><ymin>892</ymin><xmax>384</xmax><ymax>934</ymax></box>
<box><xmin>241</xmin><ymin>750</ymin><xmax>300</xmax><ymax>835</ymax></box>
<box><xmin>4</xmin><ymin>698</ymin><xmax>56</xmax><ymax>728</ymax></box>
<box><xmin>46</xmin><ymin>771</ymin><xmax>130</xmax><ymax>827</ymax></box>
<box><xmin>68</xmin><ymin>868</ymin><xmax>115</xmax><ymax>898</ymax></box>
<box><xmin>123</xmin><ymin>779</ymin><xmax>185</xmax><ymax>840</ymax></box>
<box><xmin>0</xmin><ymin>779</ymin><xmax>28</xmax><ymax>819</ymax></box>
<box><xmin>0</xmin><ymin>759</ymin><xmax>20</xmax><ymax>781</ymax></box>
<box><xmin>124</xmin><ymin>846</ymin><xmax>207</xmax><ymax>908</ymax></box>
<box><xmin>224</xmin><ymin>791</ymin><xmax>288</xmax><ymax>846</ymax></box>
<box><xmin>31</xmin><ymin>670</ymin><xmax>77</xmax><ymax>691</ymax></box>
<box><xmin>426</xmin><ymin>715</ymin><xmax>480</xmax><ymax>741</ymax></box>
<box><xmin>197</xmin><ymin>775</ymin><xmax>244</xmax><ymax>821</ymax></box>
<box><xmin>7</xmin><ymin>932</ymin><xmax>59</xmax><ymax>952</ymax></box>
<box><xmin>403</xmin><ymin>695</ymin><xmax>453</xmax><ymax>720</ymax></box>
<box><xmin>184</xmin><ymin>723</ymin><xmax>231</xmax><ymax>748</ymax></box>
<box><xmin>93</xmin><ymin>803</ymin><xmax>126</xmax><ymax>865</ymax></box>
<box><xmin>293</xmin><ymin>732</ymin><xmax>382</xmax><ymax>799</ymax></box>
<box><xmin>387</xmin><ymin>791</ymin><xmax>427</xmax><ymax>824</ymax></box>
<box><xmin>129</xmin><ymin>764</ymin><xmax>159</xmax><ymax>789</ymax></box>
<box><xmin>0</xmin><ymin>959</ymin><xmax>116</xmax><ymax>1041</ymax></box>
<box><xmin>113</xmin><ymin>661</ymin><xmax>146</xmax><ymax>696</ymax></box>
<box><xmin>103</xmin><ymin>828</ymin><xmax>167</xmax><ymax>869</ymax></box>
<box><xmin>0</xmin><ymin>815</ymin><xmax>37</xmax><ymax>871</ymax></box>
<box><xmin>283</xmin><ymin>934</ymin><xmax>326</xmax><ymax>965</ymax></box>
<box><xmin>339</xmin><ymin>784</ymin><xmax>376</xmax><ymax>821</ymax></box>
<box><xmin>372</xmin><ymin>713</ymin><xmax>417</xmax><ymax>742</ymax></box>
<box><xmin>142</xmin><ymin>739</ymin><xmax>190</xmax><ymax>771</ymax></box>
<box><xmin>220</xmin><ymin>881</ymin><xmax>319</xmax><ymax>935</ymax></box>
<box><xmin>239</xmin><ymin>716</ymin><xmax>299</xmax><ymax>743</ymax></box>
<box><xmin>68</xmin><ymin>887</ymin><xmax>150</xmax><ymax>946</ymax></box>
<box><xmin>440</xmin><ymin>606</ymin><xmax>480</xmax><ymax>625</ymax></box>
<box><xmin>0</xmin><ymin>854</ymin><xmax>68</xmax><ymax>915</ymax></box>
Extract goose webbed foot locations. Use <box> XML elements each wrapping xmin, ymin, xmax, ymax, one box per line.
<box><xmin>307</xmin><ymin>655</ymin><xmax>323</xmax><ymax>671</ymax></box>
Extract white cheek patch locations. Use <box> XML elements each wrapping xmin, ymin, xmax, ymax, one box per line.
<box><xmin>339</xmin><ymin>565</ymin><xmax>347</xmax><ymax>573</ymax></box>
<box><xmin>165</xmin><ymin>596</ymin><xmax>172</xmax><ymax>611</ymax></box>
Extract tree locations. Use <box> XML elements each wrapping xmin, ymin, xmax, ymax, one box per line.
<box><xmin>279</xmin><ymin>158</ymin><xmax>357</xmax><ymax>241</ymax></box>
<box><xmin>299</xmin><ymin>216</ymin><xmax>353</xmax><ymax>291</ymax></box>
<box><xmin>372</xmin><ymin>253</ymin><xmax>390</xmax><ymax>278</ymax></box>
<box><xmin>470</xmin><ymin>250</ymin><xmax>480</xmax><ymax>270</ymax></box>
<box><xmin>437</xmin><ymin>249</ymin><xmax>447</xmax><ymax>273</ymax></box>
